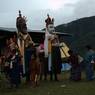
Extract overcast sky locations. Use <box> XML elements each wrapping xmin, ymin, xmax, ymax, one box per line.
<box><xmin>0</xmin><ymin>0</ymin><xmax>95</xmax><ymax>29</ymax></box>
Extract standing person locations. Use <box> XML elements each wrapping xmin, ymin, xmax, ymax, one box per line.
<box><xmin>9</xmin><ymin>49</ymin><xmax>21</xmax><ymax>88</ymax></box>
<box><xmin>84</xmin><ymin>45</ymin><xmax>95</xmax><ymax>80</ymax></box>
<box><xmin>30</xmin><ymin>48</ymin><xmax>40</xmax><ymax>87</ymax></box>
<box><xmin>68</xmin><ymin>50</ymin><xmax>81</xmax><ymax>81</ymax></box>
<box><xmin>16</xmin><ymin>10</ymin><xmax>34</xmax><ymax>81</ymax></box>
<box><xmin>37</xmin><ymin>39</ymin><xmax>45</xmax><ymax>80</ymax></box>
<box><xmin>51</xmin><ymin>36</ymin><xmax>62</xmax><ymax>81</ymax></box>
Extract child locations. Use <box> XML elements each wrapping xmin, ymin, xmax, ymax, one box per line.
<box><xmin>9</xmin><ymin>49</ymin><xmax>21</xmax><ymax>88</ymax></box>
<box><xmin>30</xmin><ymin>48</ymin><xmax>40</xmax><ymax>87</ymax></box>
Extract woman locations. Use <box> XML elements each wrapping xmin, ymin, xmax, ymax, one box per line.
<box><xmin>9</xmin><ymin>49</ymin><xmax>21</xmax><ymax>88</ymax></box>
<box><xmin>68</xmin><ymin>50</ymin><xmax>81</xmax><ymax>81</ymax></box>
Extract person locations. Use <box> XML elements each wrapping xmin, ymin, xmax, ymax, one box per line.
<box><xmin>24</xmin><ymin>33</ymin><xmax>35</xmax><ymax>81</ymax></box>
<box><xmin>29</xmin><ymin>47</ymin><xmax>40</xmax><ymax>87</ymax></box>
<box><xmin>68</xmin><ymin>50</ymin><xmax>81</xmax><ymax>81</ymax></box>
<box><xmin>50</xmin><ymin>36</ymin><xmax>62</xmax><ymax>81</ymax></box>
<box><xmin>84</xmin><ymin>45</ymin><xmax>95</xmax><ymax>80</ymax></box>
<box><xmin>9</xmin><ymin>49</ymin><xmax>21</xmax><ymax>88</ymax></box>
<box><xmin>16</xmin><ymin>10</ymin><xmax>34</xmax><ymax>83</ymax></box>
<box><xmin>37</xmin><ymin>39</ymin><xmax>46</xmax><ymax>80</ymax></box>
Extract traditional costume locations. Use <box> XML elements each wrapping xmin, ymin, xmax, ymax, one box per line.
<box><xmin>9</xmin><ymin>50</ymin><xmax>21</xmax><ymax>88</ymax></box>
<box><xmin>50</xmin><ymin>37</ymin><xmax>62</xmax><ymax>81</ymax></box>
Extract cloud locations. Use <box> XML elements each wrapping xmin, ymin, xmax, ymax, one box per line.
<box><xmin>0</xmin><ymin>0</ymin><xmax>77</xmax><ymax>29</ymax></box>
<box><xmin>0</xmin><ymin>0</ymin><xmax>95</xmax><ymax>29</ymax></box>
<box><xmin>74</xmin><ymin>0</ymin><xmax>95</xmax><ymax>18</ymax></box>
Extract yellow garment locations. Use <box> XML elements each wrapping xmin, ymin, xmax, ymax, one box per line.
<box><xmin>48</xmin><ymin>40</ymin><xmax>52</xmax><ymax>53</ymax></box>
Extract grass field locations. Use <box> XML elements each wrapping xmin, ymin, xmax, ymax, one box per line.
<box><xmin>0</xmin><ymin>72</ymin><xmax>95</xmax><ymax>95</ymax></box>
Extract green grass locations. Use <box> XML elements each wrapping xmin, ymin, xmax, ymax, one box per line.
<box><xmin>0</xmin><ymin>72</ymin><xmax>95</xmax><ymax>95</ymax></box>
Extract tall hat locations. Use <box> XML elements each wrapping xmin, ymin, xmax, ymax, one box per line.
<box><xmin>47</xmin><ymin>13</ymin><xmax>49</xmax><ymax>17</ymax></box>
<box><xmin>19</xmin><ymin>10</ymin><xmax>22</xmax><ymax>16</ymax></box>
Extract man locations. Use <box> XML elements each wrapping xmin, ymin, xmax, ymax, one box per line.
<box><xmin>68</xmin><ymin>50</ymin><xmax>81</xmax><ymax>81</ymax></box>
<box><xmin>84</xmin><ymin>45</ymin><xmax>95</xmax><ymax>80</ymax></box>
<box><xmin>16</xmin><ymin>11</ymin><xmax>35</xmax><ymax>84</ymax></box>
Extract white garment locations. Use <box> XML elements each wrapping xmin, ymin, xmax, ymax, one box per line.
<box><xmin>44</xmin><ymin>31</ymin><xmax>48</xmax><ymax>57</ymax></box>
<box><xmin>44</xmin><ymin>29</ymin><xmax>55</xmax><ymax>57</ymax></box>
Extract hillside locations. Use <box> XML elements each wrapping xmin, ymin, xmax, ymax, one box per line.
<box><xmin>55</xmin><ymin>16</ymin><xmax>95</xmax><ymax>54</ymax></box>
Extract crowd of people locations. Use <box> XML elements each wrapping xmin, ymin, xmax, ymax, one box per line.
<box><xmin>0</xmin><ymin>34</ymin><xmax>95</xmax><ymax>89</ymax></box>
<box><xmin>68</xmin><ymin>45</ymin><xmax>95</xmax><ymax>81</ymax></box>
<box><xmin>0</xmin><ymin>34</ymin><xmax>62</xmax><ymax>88</ymax></box>
<box><xmin>0</xmin><ymin>12</ymin><xmax>95</xmax><ymax>89</ymax></box>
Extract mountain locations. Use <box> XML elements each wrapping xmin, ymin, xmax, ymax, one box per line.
<box><xmin>55</xmin><ymin>16</ymin><xmax>95</xmax><ymax>54</ymax></box>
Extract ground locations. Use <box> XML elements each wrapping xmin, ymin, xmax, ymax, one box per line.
<box><xmin>0</xmin><ymin>72</ymin><xmax>95</xmax><ymax>95</ymax></box>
